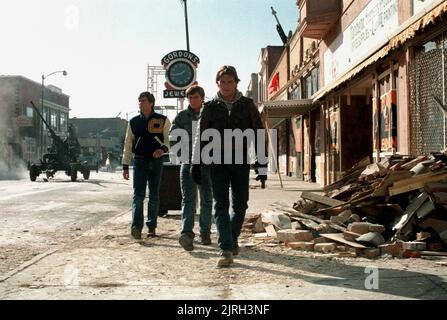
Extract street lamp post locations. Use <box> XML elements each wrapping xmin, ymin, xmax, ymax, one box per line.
<box><xmin>181</xmin><ymin>0</ymin><xmax>190</xmax><ymax>51</ymax></box>
<box><xmin>40</xmin><ymin>70</ymin><xmax>67</xmax><ymax>156</ymax></box>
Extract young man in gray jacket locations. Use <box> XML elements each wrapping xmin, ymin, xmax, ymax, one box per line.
<box><xmin>170</xmin><ymin>85</ymin><xmax>213</xmax><ymax>251</ymax></box>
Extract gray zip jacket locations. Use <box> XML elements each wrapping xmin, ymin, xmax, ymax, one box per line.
<box><xmin>169</xmin><ymin>106</ymin><xmax>200</xmax><ymax>163</ymax></box>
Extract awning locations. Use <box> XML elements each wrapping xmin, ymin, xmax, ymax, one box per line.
<box><xmin>260</xmin><ymin>99</ymin><xmax>315</xmax><ymax>118</ymax></box>
<box><xmin>313</xmin><ymin>0</ymin><xmax>447</xmax><ymax>101</ymax></box>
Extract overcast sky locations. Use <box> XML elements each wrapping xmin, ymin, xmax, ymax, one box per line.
<box><xmin>0</xmin><ymin>0</ymin><xmax>299</xmax><ymax>119</ymax></box>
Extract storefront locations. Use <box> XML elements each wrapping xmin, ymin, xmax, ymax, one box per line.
<box><xmin>260</xmin><ymin>99</ymin><xmax>315</xmax><ymax>178</ymax></box>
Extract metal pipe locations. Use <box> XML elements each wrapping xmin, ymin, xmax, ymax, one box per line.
<box><xmin>183</xmin><ymin>0</ymin><xmax>190</xmax><ymax>51</ymax></box>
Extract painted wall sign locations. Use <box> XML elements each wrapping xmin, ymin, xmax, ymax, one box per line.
<box><xmin>324</xmin><ymin>0</ymin><xmax>398</xmax><ymax>86</ymax></box>
<box><xmin>413</xmin><ymin>0</ymin><xmax>438</xmax><ymax>17</ymax></box>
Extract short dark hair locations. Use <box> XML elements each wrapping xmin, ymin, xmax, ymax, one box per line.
<box><xmin>185</xmin><ymin>84</ymin><xmax>205</xmax><ymax>98</ymax></box>
<box><xmin>138</xmin><ymin>91</ymin><xmax>155</xmax><ymax>103</ymax></box>
<box><xmin>216</xmin><ymin>65</ymin><xmax>240</xmax><ymax>84</ymax></box>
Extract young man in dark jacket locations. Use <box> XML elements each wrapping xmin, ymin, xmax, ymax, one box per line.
<box><xmin>191</xmin><ymin>66</ymin><xmax>267</xmax><ymax>267</ymax></box>
<box><xmin>122</xmin><ymin>92</ymin><xmax>171</xmax><ymax>240</ymax></box>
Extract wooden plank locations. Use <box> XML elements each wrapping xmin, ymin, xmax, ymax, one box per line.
<box><xmin>419</xmin><ymin>218</ymin><xmax>447</xmax><ymax>234</ymax></box>
<box><xmin>400</xmin><ymin>156</ymin><xmax>428</xmax><ymax>170</ymax></box>
<box><xmin>371</xmin><ymin>170</ymin><xmax>413</xmax><ymax>197</ymax></box>
<box><xmin>271</xmin><ymin>204</ymin><xmax>347</xmax><ymax>232</ymax></box>
<box><xmin>388</xmin><ymin>171</ymin><xmax>447</xmax><ymax>196</ymax></box>
<box><xmin>424</xmin><ymin>182</ymin><xmax>447</xmax><ymax>193</ymax></box>
<box><xmin>420</xmin><ymin>251</ymin><xmax>447</xmax><ymax>257</ymax></box>
<box><xmin>320</xmin><ymin>233</ymin><xmax>367</xmax><ymax>249</ymax></box>
<box><xmin>301</xmin><ymin>192</ymin><xmax>346</xmax><ymax>207</ymax></box>
<box><xmin>323</xmin><ymin>168</ymin><xmax>363</xmax><ymax>192</ymax></box>
<box><xmin>289</xmin><ymin>217</ymin><xmax>321</xmax><ymax>230</ymax></box>
<box><xmin>392</xmin><ymin>192</ymin><xmax>429</xmax><ymax>241</ymax></box>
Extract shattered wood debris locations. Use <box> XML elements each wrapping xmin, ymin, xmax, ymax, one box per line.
<box><xmin>246</xmin><ymin>152</ymin><xmax>447</xmax><ymax>259</ymax></box>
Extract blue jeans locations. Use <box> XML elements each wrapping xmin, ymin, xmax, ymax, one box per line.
<box><xmin>180</xmin><ymin>164</ymin><xmax>213</xmax><ymax>237</ymax></box>
<box><xmin>210</xmin><ymin>164</ymin><xmax>250</xmax><ymax>251</ymax></box>
<box><xmin>132</xmin><ymin>158</ymin><xmax>163</xmax><ymax>231</ymax></box>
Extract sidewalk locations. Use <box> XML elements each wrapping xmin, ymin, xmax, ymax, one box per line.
<box><xmin>1</xmin><ymin>174</ymin><xmax>446</xmax><ymax>300</ymax></box>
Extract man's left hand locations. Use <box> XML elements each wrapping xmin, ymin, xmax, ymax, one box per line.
<box><xmin>153</xmin><ymin>149</ymin><xmax>164</xmax><ymax>159</ymax></box>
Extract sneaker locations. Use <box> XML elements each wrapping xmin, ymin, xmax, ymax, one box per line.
<box><xmin>200</xmin><ymin>233</ymin><xmax>212</xmax><ymax>245</ymax></box>
<box><xmin>179</xmin><ymin>233</ymin><xmax>194</xmax><ymax>251</ymax></box>
<box><xmin>131</xmin><ymin>228</ymin><xmax>142</xmax><ymax>240</ymax></box>
<box><xmin>217</xmin><ymin>251</ymin><xmax>234</xmax><ymax>268</ymax></box>
<box><xmin>147</xmin><ymin>227</ymin><xmax>156</xmax><ymax>238</ymax></box>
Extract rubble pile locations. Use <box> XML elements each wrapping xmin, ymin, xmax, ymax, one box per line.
<box><xmin>249</xmin><ymin>152</ymin><xmax>447</xmax><ymax>259</ymax></box>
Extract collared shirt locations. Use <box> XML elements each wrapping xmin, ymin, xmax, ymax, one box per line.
<box><xmin>215</xmin><ymin>91</ymin><xmax>243</xmax><ymax>113</ymax></box>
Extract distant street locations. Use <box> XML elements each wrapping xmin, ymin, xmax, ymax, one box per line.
<box><xmin>0</xmin><ymin>170</ymin><xmax>131</xmax><ymax>275</ymax></box>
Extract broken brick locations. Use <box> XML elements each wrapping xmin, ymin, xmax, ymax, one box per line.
<box><xmin>313</xmin><ymin>236</ymin><xmax>330</xmax><ymax>244</ymax></box>
<box><xmin>379</xmin><ymin>242</ymin><xmax>403</xmax><ymax>257</ymax></box>
<box><xmin>402</xmin><ymin>241</ymin><xmax>426</xmax><ymax>251</ymax></box>
<box><xmin>286</xmin><ymin>241</ymin><xmax>315</xmax><ymax>251</ymax></box>
<box><xmin>347</xmin><ymin>222</ymin><xmax>385</xmax><ymax>234</ymax></box>
<box><xmin>314</xmin><ymin>243</ymin><xmax>337</xmax><ymax>253</ymax></box>
<box><xmin>362</xmin><ymin>248</ymin><xmax>381</xmax><ymax>259</ymax></box>
<box><xmin>277</xmin><ymin>230</ymin><xmax>313</xmax><ymax>243</ymax></box>
<box><xmin>402</xmin><ymin>250</ymin><xmax>422</xmax><ymax>258</ymax></box>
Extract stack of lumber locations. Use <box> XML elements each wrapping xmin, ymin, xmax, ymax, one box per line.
<box><xmin>254</xmin><ymin>152</ymin><xmax>447</xmax><ymax>259</ymax></box>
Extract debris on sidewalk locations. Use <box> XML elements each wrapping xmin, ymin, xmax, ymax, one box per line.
<box><xmin>247</xmin><ymin>152</ymin><xmax>447</xmax><ymax>259</ymax></box>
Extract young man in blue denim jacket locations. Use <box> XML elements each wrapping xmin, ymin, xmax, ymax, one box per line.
<box><xmin>170</xmin><ymin>85</ymin><xmax>213</xmax><ymax>251</ymax></box>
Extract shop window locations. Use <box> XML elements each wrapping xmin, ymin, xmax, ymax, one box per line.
<box><xmin>409</xmin><ymin>31</ymin><xmax>447</xmax><ymax>154</ymax></box>
<box><xmin>304</xmin><ymin>75</ymin><xmax>312</xmax><ymax>98</ymax></box>
<box><xmin>26</xmin><ymin>106</ymin><xmax>33</xmax><ymax>118</ymax></box>
<box><xmin>291</xmin><ymin>83</ymin><xmax>302</xmax><ymax>100</ymax></box>
<box><xmin>60</xmin><ymin>113</ymin><xmax>67</xmax><ymax>132</ymax></box>
<box><xmin>312</xmin><ymin>67</ymin><xmax>320</xmax><ymax>94</ymax></box>
<box><xmin>50</xmin><ymin>110</ymin><xmax>57</xmax><ymax>130</ymax></box>
<box><xmin>303</xmin><ymin>66</ymin><xmax>320</xmax><ymax>98</ymax></box>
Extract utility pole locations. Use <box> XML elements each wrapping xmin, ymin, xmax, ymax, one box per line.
<box><xmin>182</xmin><ymin>0</ymin><xmax>190</xmax><ymax>51</ymax></box>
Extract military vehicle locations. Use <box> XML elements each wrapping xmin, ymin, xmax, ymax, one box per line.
<box><xmin>28</xmin><ymin>101</ymin><xmax>99</xmax><ymax>182</ymax></box>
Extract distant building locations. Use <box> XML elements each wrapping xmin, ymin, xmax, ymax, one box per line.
<box><xmin>68</xmin><ymin>117</ymin><xmax>128</xmax><ymax>166</ymax></box>
<box><xmin>0</xmin><ymin>75</ymin><xmax>69</xmax><ymax>169</ymax></box>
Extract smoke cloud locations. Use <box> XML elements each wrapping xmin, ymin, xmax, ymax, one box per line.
<box><xmin>0</xmin><ymin>79</ymin><xmax>28</xmax><ymax>180</ymax></box>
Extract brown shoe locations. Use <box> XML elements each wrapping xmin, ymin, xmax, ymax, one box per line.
<box><xmin>233</xmin><ymin>238</ymin><xmax>239</xmax><ymax>255</ymax></box>
<box><xmin>147</xmin><ymin>227</ymin><xmax>156</xmax><ymax>237</ymax></box>
<box><xmin>217</xmin><ymin>251</ymin><xmax>234</xmax><ymax>268</ymax></box>
<box><xmin>200</xmin><ymin>233</ymin><xmax>212</xmax><ymax>245</ymax></box>
<box><xmin>179</xmin><ymin>233</ymin><xmax>194</xmax><ymax>251</ymax></box>
<box><xmin>131</xmin><ymin>228</ymin><xmax>142</xmax><ymax>240</ymax></box>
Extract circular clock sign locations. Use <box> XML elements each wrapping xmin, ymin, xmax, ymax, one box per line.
<box><xmin>166</xmin><ymin>60</ymin><xmax>195</xmax><ymax>89</ymax></box>
<box><xmin>162</xmin><ymin>50</ymin><xmax>200</xmax><ymax>93</ymax></box>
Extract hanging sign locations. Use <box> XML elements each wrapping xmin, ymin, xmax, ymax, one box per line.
<box><xmin>162</xmin><ymin>50</ymin><xmax>200</xmax><ymax>98</ymax></box>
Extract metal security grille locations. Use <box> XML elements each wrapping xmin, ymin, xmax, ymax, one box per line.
<box><xmin>409</xmin><ymin>47</ymin><xmax>447</xmax><ymax>155</ymax></box>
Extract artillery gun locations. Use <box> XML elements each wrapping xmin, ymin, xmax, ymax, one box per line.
<box><xmin>28</xmin><ymin>101</ymin><xmax>99</xmax><ymax>182</ymax></box>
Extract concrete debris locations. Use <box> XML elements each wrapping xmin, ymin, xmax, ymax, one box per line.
<box><xmin>250</xmin><ymin>152</ymin><xmax>447</xmax><ymax>260</ymax></box>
